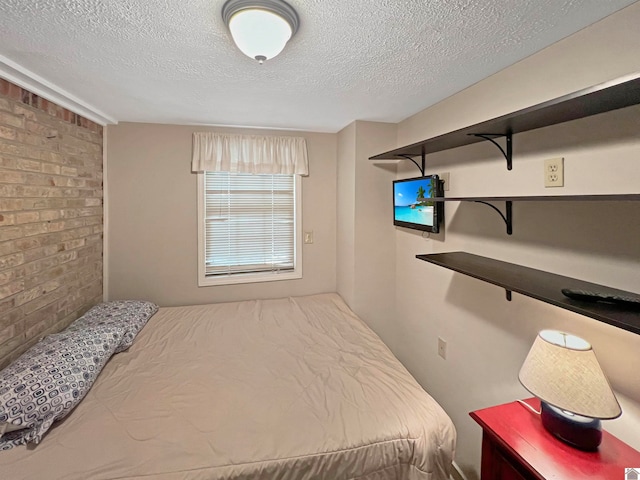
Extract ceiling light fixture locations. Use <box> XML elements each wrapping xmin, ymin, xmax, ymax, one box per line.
<box><xmin>222</xmin><ymin>0</ymin><xmax>299</xmax><ymax>64</ymax></box>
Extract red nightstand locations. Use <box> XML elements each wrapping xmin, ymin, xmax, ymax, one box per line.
<box><xmin>470</xmin><ymin>399</ymin><xmax>640</xmax><ymax>480</ymax></box>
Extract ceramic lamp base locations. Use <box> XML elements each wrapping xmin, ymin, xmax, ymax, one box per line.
<box><xmin>540</xmin><ymin>401</ymin><xmax>602</xmax><ymax>451</ymax></box>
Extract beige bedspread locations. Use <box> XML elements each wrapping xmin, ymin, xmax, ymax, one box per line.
<box><xmin>0</xmin><ymin>293</ymin><xmax>455</xmax><ymax>479</ymax></box>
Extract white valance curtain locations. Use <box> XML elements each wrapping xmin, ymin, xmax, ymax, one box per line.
<box><xmin>191</xmin><ymin>132</ymin><xmax>309</xmax><ymax>176</ymax></box>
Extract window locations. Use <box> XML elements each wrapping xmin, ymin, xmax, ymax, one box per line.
<box><xmin>192</xmin><ymin>132</ymin><xmax>308</xmax><ymax>286</ymax></box>
<box><xmin>197</xmin><ymin>171</ymin><xmax>302</xmax><ymax>286</ymax></box>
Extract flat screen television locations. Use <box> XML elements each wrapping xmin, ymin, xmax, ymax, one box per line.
<box><xmin>393</xmin><ymin>175</ymin><xmax>443</xmax><ymax>233</ymax></box>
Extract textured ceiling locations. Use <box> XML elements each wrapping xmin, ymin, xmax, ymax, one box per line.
<box><xmin>0</xmin><ymin>0</ymin><xmax>636</xmax><ymax>131</ymax></box>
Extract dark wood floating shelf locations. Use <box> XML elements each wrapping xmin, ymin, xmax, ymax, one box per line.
<box><xmin>371</xmin><ymin>72</ymin><xmax>640</xmax><ymax>161</ymax></box>
<box><xmin>416</xmin><ymin>252</ymin><xmax>640</xmax><ymax>335</ymax></box>
<box><xmin>431</xmin><ymin>194</ymin><xmax>640</xmax><ymax>202</ymax></box>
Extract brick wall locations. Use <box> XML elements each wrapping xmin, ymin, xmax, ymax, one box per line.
<box><xmin>0</xmin><ymin>79</ymin><xmax>103</xmax><ymax>369</ymax></box>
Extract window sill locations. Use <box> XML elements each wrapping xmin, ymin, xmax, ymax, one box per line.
<box><xmin>198</xmin><ymin>269</ymin><xmax>302</xmax><ymax>287</ymax></box>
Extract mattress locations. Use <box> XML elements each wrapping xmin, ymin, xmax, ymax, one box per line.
<box><xmin>0</xmin><ymin>293</ymin><xmax>455</xmax><ymax>479</ymax></box>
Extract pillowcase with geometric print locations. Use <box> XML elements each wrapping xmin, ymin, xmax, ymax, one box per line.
<box><xmin>0</xmin><ymin>322</ymin><xmax>125</xmax><ymax>450</ymax></box>
<box><xmin>67</xmin><ymin>300</ymin><xmax>159</xmax><ymax>353</ymax></box>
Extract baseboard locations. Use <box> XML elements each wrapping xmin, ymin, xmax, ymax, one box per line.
<box><xmin>450</xmin><ymin>461</ymin><xmax>469</xmax><ymax>480</ymax></box>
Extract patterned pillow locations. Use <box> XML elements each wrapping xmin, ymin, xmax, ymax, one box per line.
<box><xmin>68</xmin><ymin>300</ymin><xmax>158</xmax><ymax>352</ymax></box>
<box><xmin>0</xmin><ymin>323</ymin><xmax>125</xmax><ymax>450</ymax></box>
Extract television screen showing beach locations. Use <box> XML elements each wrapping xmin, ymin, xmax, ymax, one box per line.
<box><xmin>394</xmin><ymin>178</ymin><xmax>435</xmax><ymax>226</ymax></box>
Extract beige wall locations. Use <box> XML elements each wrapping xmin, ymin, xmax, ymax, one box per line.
<box><xmin>0</xmin><ymin>79</ymin><xmax>103</xmax><ymax>368</ymax></box>
<box><xmin>337</xmin><ymin>121</ymin><xmax>398</xmax><ymax>347</ymax></box>
<box><xmin>379</xmin><ymin>3</ymin><xmax>640</xmax><ymax>479</ymax></box>
<box><xmin>336</xmin><ymin>122</ymin><xmax>356</xmax><ymax>306</ymax></box>
<box><xmin>106</xmin><ymin>123</ymin><xmax>336</xmax><ymax>306</ymax></box>
<box><xmin>352</xmin><ymin>121</ymin><xmax>398</xmax><ymax>347</ymax></box>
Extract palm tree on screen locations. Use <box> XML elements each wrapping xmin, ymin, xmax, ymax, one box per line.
<box><xmin>427</xmin><ymin>181</ymin><xmax>436</xmax><ymax>198</ymax></box>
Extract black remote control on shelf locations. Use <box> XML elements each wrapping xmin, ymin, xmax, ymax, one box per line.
<box><xmin>561</xmin><ymin>288</ymin><xmax>640</xmax><ymax>308</ymax></box>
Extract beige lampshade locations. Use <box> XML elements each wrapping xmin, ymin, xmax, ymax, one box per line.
<box><xmin>519</xmin><ymin>330</ymin><xmax>621</xmax><ymax>419</ymax></box>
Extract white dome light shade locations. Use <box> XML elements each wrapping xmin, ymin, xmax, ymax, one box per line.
<box><xmin>229</xmin><ymin>9</ymin><xmax>292</xmax><ymax>62</ymax></box>
<box><xmin>222</xmin><ymin>0</ymin><xmax>299</xmax><ymax>64</ymax></box>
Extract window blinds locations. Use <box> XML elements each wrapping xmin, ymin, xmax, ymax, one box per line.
<box><xmin>204</xmin><ymin>172</ymin><xmax>295</xmax><ymax>276</ymax></box>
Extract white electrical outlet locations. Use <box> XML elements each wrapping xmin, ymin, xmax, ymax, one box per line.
<box><xmin>440</xmin><ymin>172</ymin><xmax>450</xmax><ymax>191</ymax></box>
<box><xmin>437</xmin><ymin>337</ymin><xmax>447</xmax><ymax>359</ymax></box>
<box><xmin>544</xmin><ymin>157</ymin><xmax>564</xmax><ymax>187</ymax></box>
<box><xmin>303</xmin><ymin>231</ymin><xmax>313</xmax><ymax>244</ymax></box>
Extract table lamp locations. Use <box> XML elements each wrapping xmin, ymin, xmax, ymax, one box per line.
<box><xmin>518</xmin><ymin>330</ymin><xmax>621</xmax><ymax>450</ymax></box>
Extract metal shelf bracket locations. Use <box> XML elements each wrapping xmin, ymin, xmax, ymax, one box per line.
<box><xmin>469</xmin><ymin>133</ymin><xmax>513</xmax><ymax>170</ymax></box>
<box><xmin>474</xmin><ymin>200</ymin><xmax>513</xmax><ymax>235</ymax></box>
<box><xmin>397</xmin><ymin>152</ymin><xmax>426</xmax><ymax>176</ymax></box>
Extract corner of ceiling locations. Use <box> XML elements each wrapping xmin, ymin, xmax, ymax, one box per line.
<box><xmin>0</xmin><ymin>54</ymin><xmax>117</xmax><ymax>126</ymax></box>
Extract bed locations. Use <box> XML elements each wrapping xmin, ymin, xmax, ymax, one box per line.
<box><xmin>0</xmin><ymin>293</ymin><xmax>455</xmax><ymax>479</ymax></box>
